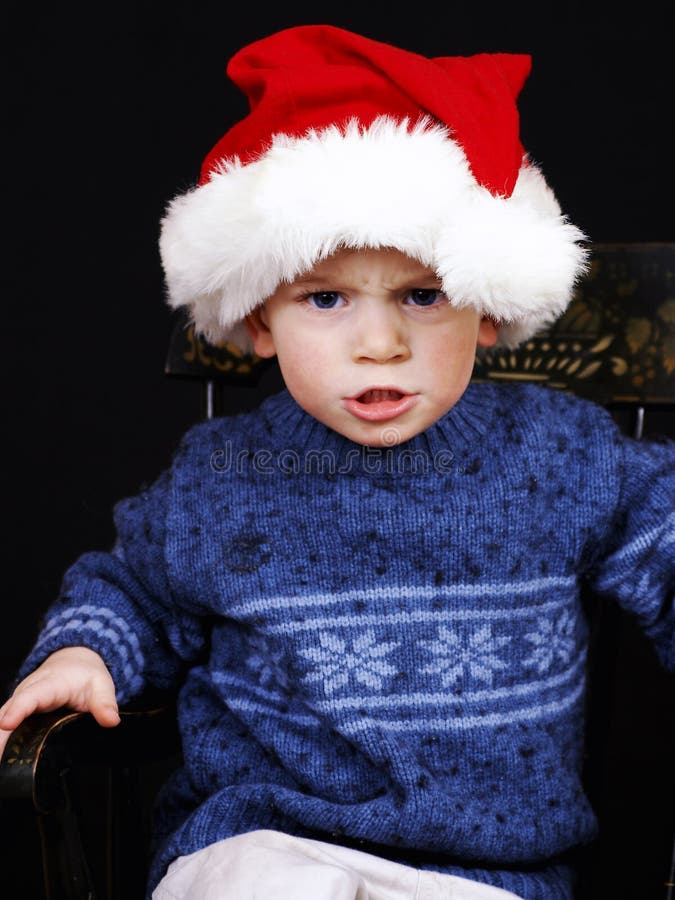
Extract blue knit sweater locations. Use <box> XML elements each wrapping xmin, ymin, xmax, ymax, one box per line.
<box><xmin>20</xmin><ymin>383</ymin><xmax>674</xmax><ymax>899</ymax></box>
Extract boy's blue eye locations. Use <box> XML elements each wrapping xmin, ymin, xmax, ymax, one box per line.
<box><xmin>406</xmin><ymin>289</ymin><xmax>444</xmax><ymax>307</ymax></box>
<box><xmin>307</xmin><ymin>291</ymin><xmax>344</xmax><ymax>309</ymax></box>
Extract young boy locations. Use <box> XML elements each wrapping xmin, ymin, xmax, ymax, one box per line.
<box><xmin>0</xmin><ymin>24</ymin><xmax>672</xmax><ymax>900</ymax></box>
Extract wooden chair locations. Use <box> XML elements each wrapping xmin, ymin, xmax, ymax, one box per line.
<box><xmin>1</xmin><ymin>242</ymin><xmax>673</xmax><ymax>900</ymax></box>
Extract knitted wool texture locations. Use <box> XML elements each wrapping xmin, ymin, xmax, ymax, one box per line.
<box><xmin>20</xmin><ymin>383</ymin><xmax>675</xmax><ymax>900</ymax></box>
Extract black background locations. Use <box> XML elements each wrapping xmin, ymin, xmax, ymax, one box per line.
<box><xmin>3</xmin><ymin>3</ymin><xmax>674</xmax><ymax>898</ymax></box>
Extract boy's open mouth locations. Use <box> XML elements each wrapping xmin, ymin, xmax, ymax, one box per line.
<box><xmin>357</xmin><ymin>388</ymin><xmax>404</xmax><ymax>404</ymax></box>
<box><xmin>343</xmin><ymin>387</ymin><xmax>418</xmax><ymax>422</ymax></box>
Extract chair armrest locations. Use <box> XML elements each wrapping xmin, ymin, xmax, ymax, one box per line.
<box><xmin>0</xmin><ymin>699</ymin><xmax>181</xmax><ymax>899</ymax></box>
<box><xmin>0</xmin><ymin>699</ymin><xmax>180</xmax><ymax>813</ymax></box>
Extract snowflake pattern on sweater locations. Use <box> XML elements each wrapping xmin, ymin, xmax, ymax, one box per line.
<box><xmin>19</xmin><ymin>383</ymin><xmax>674</xmax><ymax>900</ymax></box>
<box><xmin>421</xmin><ymin>623</ymin><xmax>511</xmax><ymax>686</ymax></box>
<box><xmin>300</xmin><ymin>630</ymin><xmax>400</xmax><ymax>694</ymax></box>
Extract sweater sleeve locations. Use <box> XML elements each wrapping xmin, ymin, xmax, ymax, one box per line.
<box><xmin>586</xmin><ymin>432</ymin><xmax>675</xmax><ymax>671</ymax></box>
<box><xmin>16</xmin><ymin>465</ymin><xmax>209</xmax><ymax>705</ymax></box>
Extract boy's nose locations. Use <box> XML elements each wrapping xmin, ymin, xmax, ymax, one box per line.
<box><xmin>351</xmin><ymin>303</ymin><xmax>411</xmax><ymax>364</ymax></box>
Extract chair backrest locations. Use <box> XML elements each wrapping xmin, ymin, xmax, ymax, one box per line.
<box><xmin>164</xmin><ymin>308</ymin><xmax>280</xmax><ymax>419</ymax></box>
<box><xmin>472</xmin><ymin>241</ymin><xmax>674</xmax><ymax>437</ymax></box>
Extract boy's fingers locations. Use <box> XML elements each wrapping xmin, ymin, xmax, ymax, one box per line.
<box><xmin>0</xmin><ymin>692</ymin><xmax>41</xmax><ymax>730</ymax></box>
<box><xmin>0</xmin><ymin>653</ymin><xmax>120</xmax><ymax>736</ymax></box>
<box><xmin>0</xmin><ymin>729</ymin><xmax>13</xmax><ymax>760</ymax></box>
<box><xmin>0</xmin><ymin>690</ymin><xmax>54</xmax><ymax>750</ymax></box>
<box><xmin>88</xmin><ymin>680</ymin><xmax>120</xmax><ymax>727</ymax></box>
<box><xmin>94</xmin><ymin>704</ymin><xmax>121</xmax><ymax>727</ymax></box>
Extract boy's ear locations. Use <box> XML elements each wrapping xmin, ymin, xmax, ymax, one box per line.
<box><xmin>477</xmin><ymin>315</ymin><xmax>500</xmax><ymax>348</ymax></box>
<box><xmin>244</xmin><ymin>307</ymin><xmax>277</xmax><ymax>358</ymax></box>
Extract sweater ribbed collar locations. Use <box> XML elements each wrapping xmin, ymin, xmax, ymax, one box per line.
<box><xmin>252</xmin><ymin>382</ymin><xmax>497</xmax><ymax>477</ymax></box>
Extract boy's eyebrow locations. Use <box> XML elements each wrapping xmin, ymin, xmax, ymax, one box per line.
<box><xmin>293</xmin><ymin>276</ymin><xmax>329</xmax><ymax>286</ymax></box>
<box><xmin>292</xmin><ymin>273</ymin><xmax>443</xmax><ymax>288</ymax></box>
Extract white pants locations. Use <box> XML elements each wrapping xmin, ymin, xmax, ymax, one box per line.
<box><xmin>152</xmin><ymin>829</ymin><xmax>523</xmax><ymax>900</ymax></box>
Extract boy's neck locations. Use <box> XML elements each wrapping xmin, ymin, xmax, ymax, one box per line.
<box><xmin>253</xmin><ymin>382</ymin><xmax>499</xmax><ymax>478</ymax></box>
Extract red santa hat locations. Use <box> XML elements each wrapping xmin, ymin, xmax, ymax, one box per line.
<box><xmin>159</xmin><ymin>24</ymin><xmax>588</xmax><ymax>350</ymax></box>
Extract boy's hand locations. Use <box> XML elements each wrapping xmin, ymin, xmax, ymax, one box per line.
<box><xmin>0</xmin><ymin>646</ymin><xmax>120</xmax><ymax>760</ymax></box>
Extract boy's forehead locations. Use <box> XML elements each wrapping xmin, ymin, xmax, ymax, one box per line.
<box><xmin>295</xmin><ymin>247</ymin><xmax>440</xmax><ymax>285</ymax></box>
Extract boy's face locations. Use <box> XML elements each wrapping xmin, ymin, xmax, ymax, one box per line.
<box><xmin>245</xmin><ymin>247</ymin><xmax>498</xmax><ymax>447</ymax></box>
